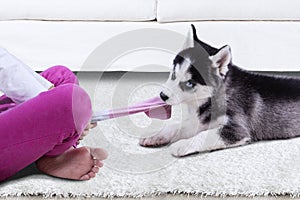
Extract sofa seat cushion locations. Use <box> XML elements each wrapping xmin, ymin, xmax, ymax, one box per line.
<box><xmin>0</xmin><ymin>0</ymin><xmax>156</xmax><ymax>21</ymax></box>
<box><xmin>157</xmin><ymin>0</ymin><xmax>300</xmax><ymax>22</ymax></box>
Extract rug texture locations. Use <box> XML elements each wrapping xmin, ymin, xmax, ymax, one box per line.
<box><xmin>1</xmin><ymin>72</ymin><xmax>300</xmax><ymax>198</ymax></box>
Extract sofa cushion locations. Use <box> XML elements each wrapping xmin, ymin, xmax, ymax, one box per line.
<box><xmin>157</xmin><ymin>0</ymin><xmax>300</xmax><ymax>22</ymax></box>
<box><xmin>1</xmin><ymin>21</ymin><xmax>300</xmax><ymax>72</ymax></box>
<box><xmin>0</xmin><ymin>0</ymin><xmax>156</xmax><ymax>21</ymax></box>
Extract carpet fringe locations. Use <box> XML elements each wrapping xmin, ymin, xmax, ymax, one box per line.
<box><xmin>1</xmin><ymin>190</ymin><xmax>300</xmax><ymax>198</ymax></box>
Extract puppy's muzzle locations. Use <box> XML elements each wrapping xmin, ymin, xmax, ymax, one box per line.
<box><xmin>160</xmin><ymin>92</ymin><xmax>169</xmax><ymax>101</ymax></box>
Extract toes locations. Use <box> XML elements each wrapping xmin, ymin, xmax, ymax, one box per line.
<box><xmin>92</xmin><ymin>166</ymin><xmax>99</xmax><ymax>173</ymax></box>
<box><xmin>80</xmin><ymin>171</ymin><xmax>96</xmax><ymax>180</ymax></box>
<box><xmin>88</xmin><ymin>171</ymin><xmax>96</xmax><ymax>178</ymax></box>
<box><xmin>79</xmin><ymin>165</ymin><xmax>101</xmax><ymax>181</ymax></box>
<box><xmin>91</xmin><ymin>148</ymin><xmax>108</xmax><ymax>160</ymax></box>
<box><xmin>80</xmin><ymin>174</ymin><xmax>90</xmax><ymax>180</ymax></box>
<box><xmin>139</xmin><ymin>138</ymin><xmax>148</xmax><ymax>146</ymax></box>
<box><xmin>94</xmin><ymin>160</ymin><xmax>103</xmax><ymax>168</ymax></box>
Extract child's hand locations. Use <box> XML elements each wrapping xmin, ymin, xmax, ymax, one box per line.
<box><xmin>77</xmin><ymin>122</ymin><xmax>97</xmax><ymax>145</ymax></box>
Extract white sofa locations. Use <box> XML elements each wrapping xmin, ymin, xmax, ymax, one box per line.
<box><xmin>0</xmin><ymin>0</ymin><xmax>300</xmax><ymax>72</ymax></box>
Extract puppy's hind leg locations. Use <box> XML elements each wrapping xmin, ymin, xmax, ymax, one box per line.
<box><xmin>170</xmin><ymin>127</ymin><xmax>250</xmax><ymax>157</ymax></box>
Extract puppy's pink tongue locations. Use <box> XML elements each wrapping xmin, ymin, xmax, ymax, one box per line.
<box><xmin>141</xmin><ymin>97</ymin><xmax>172</xmax><ymax>120</ymax></box>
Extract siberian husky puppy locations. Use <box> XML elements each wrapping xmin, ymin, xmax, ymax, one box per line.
<box><xmin>140</xmin><ymin>25</ymin><xmax>300</xmax><ymax>157</ymax></box>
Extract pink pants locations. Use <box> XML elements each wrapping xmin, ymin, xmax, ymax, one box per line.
<box><xmin>0</xmin><ymin>66</ymin><xmax>92</xmax><ymax>181</ymax></box>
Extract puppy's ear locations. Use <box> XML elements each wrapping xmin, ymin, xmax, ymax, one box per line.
<box><xmin>183</xmin><ymin>25</ymin><xmax>219</xmax><ymax>56</ymax></box>
<box><xmin>209</xmin><ymin>45</ymin><xmax>231</xmax><ymax>78</ymax></box>
<box><xmin>182</xmin><ymin>24</ymin><xmax>198</xmax><ymax>49</ymax></box>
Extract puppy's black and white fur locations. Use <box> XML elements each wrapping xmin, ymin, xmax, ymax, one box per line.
<box><xmin>140</xmin><ymin>25</ymin><xmax>300</xmax><ymax>157</ymax></box>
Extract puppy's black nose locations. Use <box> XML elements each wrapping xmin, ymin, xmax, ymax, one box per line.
<box><xmin>160</xmin><ymin>92</ymin><xmax>169</xmax><ymax>101</ymax></box>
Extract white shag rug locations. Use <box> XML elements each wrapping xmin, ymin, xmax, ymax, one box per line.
<box><xmin>1</xmin><ymin>72</ymin><xmax>300</xmax><ymax>198</ymax></box>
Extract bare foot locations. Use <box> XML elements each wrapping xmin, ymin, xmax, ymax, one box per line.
<box><xmin>36</xmin><ymin>146</ymin><xmax>108</xmax><ymax>180</ymax></box>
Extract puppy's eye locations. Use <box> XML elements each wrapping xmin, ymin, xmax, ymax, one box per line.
<box><xmin>179</xmin><ymin>80</ymin><xmax>196</xmax><ymax>91</ymax></box>
<box><xmin>186</xmin><ymin>80</ymin><xmax>195</xmax><ymax>88</ymax></box>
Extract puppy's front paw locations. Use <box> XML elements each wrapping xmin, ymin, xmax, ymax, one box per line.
<box><xmin>139</xmin><ymin>134</ymin><xmax>170</xmax><ymax>147</ymax></box>
<box><xmin>170</xmin><ymin>139</ymin><xmax>196</xmax><ymax>157</ymax></box>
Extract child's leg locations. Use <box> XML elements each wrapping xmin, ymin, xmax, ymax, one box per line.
<box><xmin>0</xmin><ymin>83</ymin><xmax>91</xmax><ymax>181</ymax></box>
